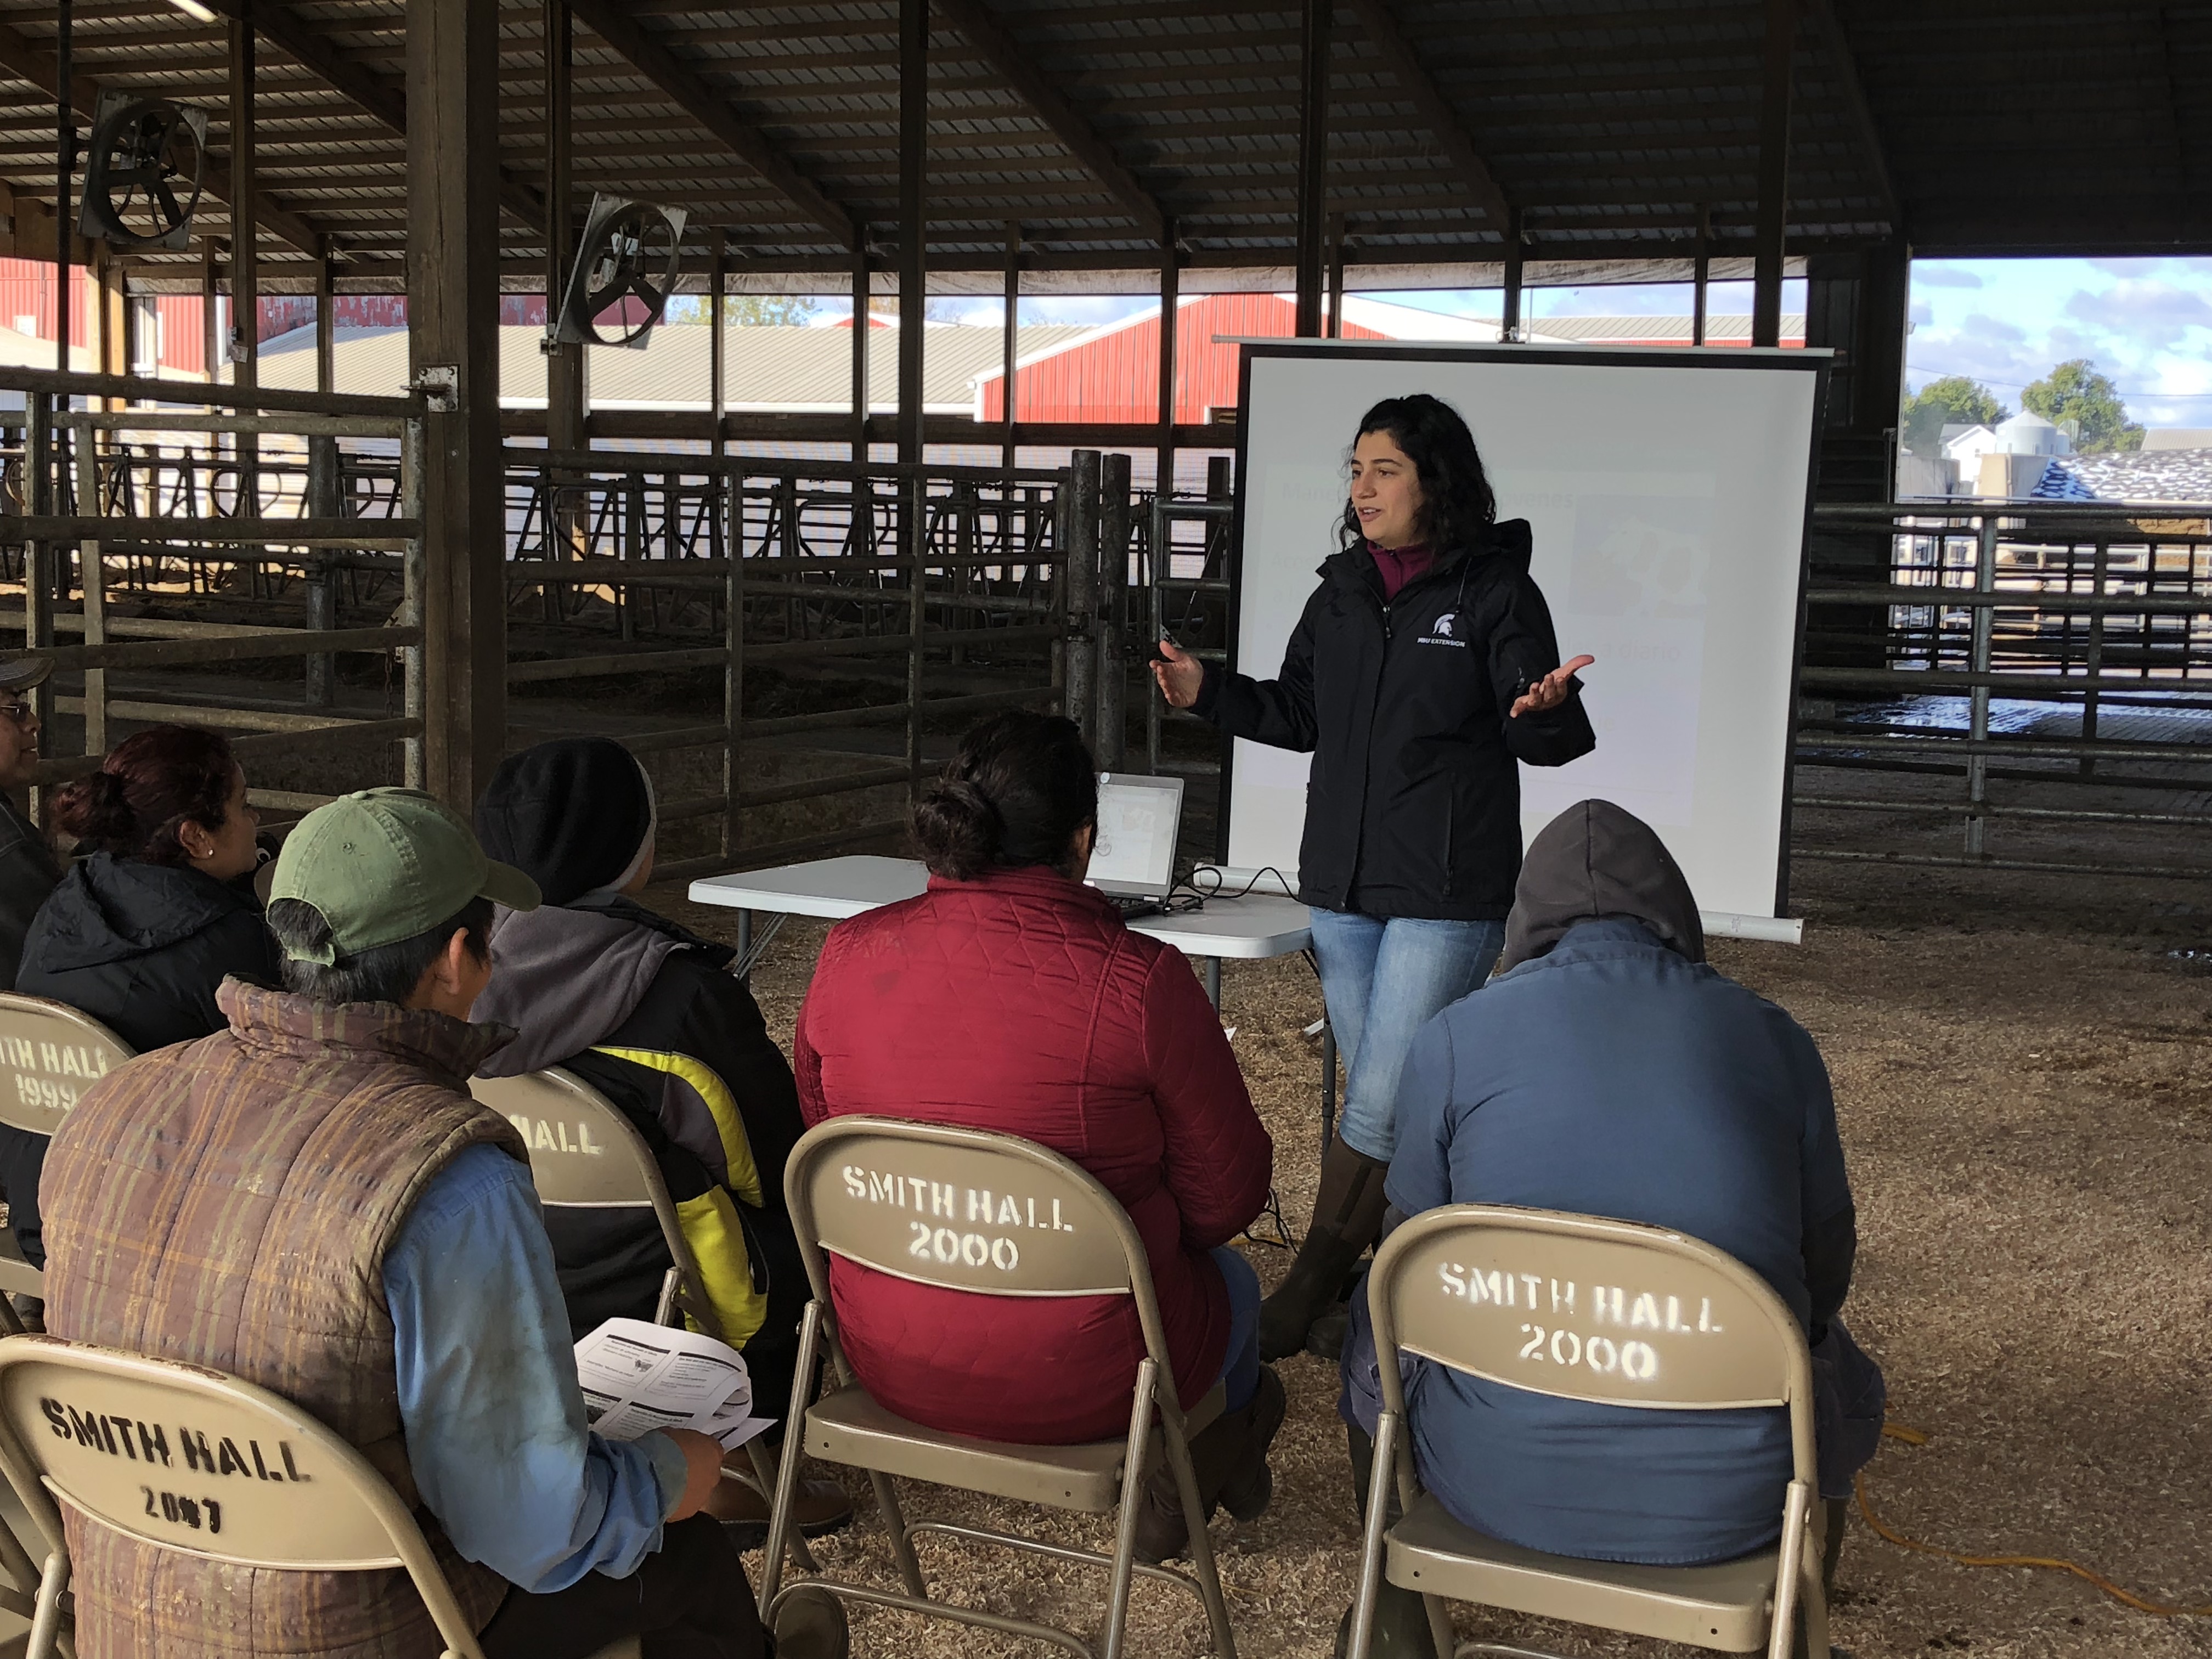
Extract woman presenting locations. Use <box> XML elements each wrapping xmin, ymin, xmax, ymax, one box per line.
<box><xmin>1153</xmin><ymin>392</ymin><xmax>1595</xmax><ymax>1359</ymax></box>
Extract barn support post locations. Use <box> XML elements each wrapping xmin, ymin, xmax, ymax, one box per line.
<box><xmin>544</xmin><ymin>0</ymin><xmax>585</xmax><ymax>592</ymax></box>
<box><xmin>306</xmin><ymin>251</ymin><xmax>340</xmax><ymax>706</ymax></box>
<box><xmin>1064</xmin><ymin>448</ymin><xmax>1101</xmax><ymax>749</ymax></box>
<box><xmin>1325</xmin><ymin>213</ymin><xmax>1347</xmax><ymax>338</ymax></box>
<box><xmin>228</xmin><ymin>16</ymin><xmax>259</xmax><ymax>508</ymax></box>
<box><xmin>1752</xmin><ymin>0</ymin><xmax>1796</xmax><ymax>348</ymax></box>
<box><xmin>1692</xmin><ymin>204</ymin><xmax>1712</xmax><ymax>345</ymax></box>
<box><xmin>1001</xmin><ymin>221</ymin><xmax>1019</xmax><ymax>473</ymax></box>
<box><xmin>849</xmin><ymin>227</ymin><xmax>872</xmax><ymax>554</ymax></box>
<box><xmin>1500</xmin><ymin>206</ymin><xmax>1525</xmax><ymax>341</ymax></box>
<box><xmin>898</xmin><ymin>0</ymin><xmax>926</xmax><ymax>471</ymax></box>
<box><xmin>1294</xmin><ymin>0</ymin><xmax>1330</xmax><ymax>337</ymax></box>
<box><xmin>1155</xmin><ymin>217</ymin><xmax>1178</xmax><ymax>501</ymax></box>
<box><xmin>408</xmin><ymin>0</ymin><xmax>507</xmax><ymax>806</ymax></box>
<box><xmin>52</xmin><ymin>0</ymin><xmax>70</xmax><ymax>380</ymax></box>
<box><xmin>1097</xmin><ymin>451</ymin><xmax>1131</xmax><ymax>769</ymax></box>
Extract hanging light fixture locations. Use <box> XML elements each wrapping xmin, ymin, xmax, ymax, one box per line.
<box><xmin>167</xmin><ymin>0</ymin><xmax>217</xmax><ymax>21</ymax></box>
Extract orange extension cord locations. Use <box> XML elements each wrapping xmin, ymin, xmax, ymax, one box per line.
<box><xmin>1858</xmin><ymin>1423</ymin><xmax>2212</xmax><ymax>1618</ymax></box>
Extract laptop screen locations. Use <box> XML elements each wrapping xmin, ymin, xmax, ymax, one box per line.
<box><xmin>1086</xmin><ymin>772</ymin><xmax>1184</xmax><ymax>898</ymax></box>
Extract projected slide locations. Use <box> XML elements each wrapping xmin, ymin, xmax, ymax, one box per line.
<box><xmin>1226</xmin><ymin>345</ymin><xmax>1822</xmax><ymax>924</ymax></box>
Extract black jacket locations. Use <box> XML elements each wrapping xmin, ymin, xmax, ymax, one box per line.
<box><xmin>17</xmin><ymin>853</ymin><xmax>281</xmax><ymax>1052</ymax></box>
<box><xmin>1</xmin><ymin>853</ymin><xmax>279</xmax><ymax>1273</ymax></box>
<box><xmin>1199</xmin><ymin>520</ymin><xmax>1596</xmax><ymax>921</ymax></box>
<box><xmin>471</xmin><ymin>897</ymin><xmax>809</xmax><ymax>1410</ymax></box>
<box><xmin>0</xmin><ymin>794</ymin><xmax>60</xmax><ymax>993</ymax></box>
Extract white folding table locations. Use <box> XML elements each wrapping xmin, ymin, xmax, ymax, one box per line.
<box><xmin>688</xmin><ymin>854</ymin><xmax>1313</xmax><ymax>1006</ymax></box>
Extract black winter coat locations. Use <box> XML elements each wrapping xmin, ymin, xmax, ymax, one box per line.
<box><xmin>1199</xmin><ymin>520</ymin><xmax>1596</xmax><ymax>921</ymax></box>
<box><xmin>1</xmin><ymin>853</ymin><xmax>280</xmax><ymax>1272</ymax></box>
<box><xmin>17</xmin><ymin>853</ymin><xmax>282</xmax><ymax>1053</ymax></box>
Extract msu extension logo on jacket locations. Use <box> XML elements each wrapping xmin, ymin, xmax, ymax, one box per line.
<box><xmin>1197</xmin><ymin>518</ymin><xmax>1596</xmax><ymax>922</ymax></box>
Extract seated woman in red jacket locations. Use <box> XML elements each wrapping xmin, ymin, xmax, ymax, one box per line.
<box><xmin>794</xmin><ymin>710</ymin><xmax>1280</xmax><ymax>1562</ymax></box>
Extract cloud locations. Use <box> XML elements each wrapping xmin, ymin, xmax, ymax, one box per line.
<box><xmin>1915</xmin><ymin>267</ymin><xmax>1983</xmax><ymax>290</ymax></box>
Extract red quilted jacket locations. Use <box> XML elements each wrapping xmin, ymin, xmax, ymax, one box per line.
<box><xmin>793</xmin><ymin>866</ymin><xmax>1273</xmax><ymax>1444</ymax></box>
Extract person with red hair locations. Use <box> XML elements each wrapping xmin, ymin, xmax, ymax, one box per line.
<box><xmin>2</xmin><ymin>725</ymin><xmax>280</xmax><ymax>1280</ymax></box>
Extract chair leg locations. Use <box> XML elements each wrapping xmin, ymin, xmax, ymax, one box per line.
<box><xmin>869</xmin><ymin>1469</ymin><xmax>928</xmax><ymax>1601</ymax></box>
<box><xmin>1420</xmin><ymin>1594</ymin><xmax>1454</xmax><ymax>1658</ymax></box>
<box><xmin>25</xmin><ymin>1549</ymin><xmax>66</xmax><ymax>1659</ymax></box>
<box><xmin>1161</xmin><ymin>1408</ymin><xmax>1237</xmax><ymax>1659</ymax></box>
<box><xmin>761</xmin><ymin>1301</ymin><xmax>823</xmax><ymax>1610</ymax></box>
<box><xmin>746</xmin><ymin>1437</ymin><xmax>819</xmax><ymax>1575</ymax></box>
<box><xmin>1102</xmin><ymin>1359</ymin><xmax>1158</xmax><ymax>1659</ymax></box>
<box><xmin>1345</xmin><ymin>1411</ymin><xmax>1398</xmax><ymax>1659</ymax></box>
<box><xmin>1765</xmin><ymin>1481</ymin><xmax>1813</xmax><ymax>1659</ymax></box>
<box><xmin>1797</xmin><ymin>1502</ymin><xmax>1831</xmax><ymax>1659</ymax></box>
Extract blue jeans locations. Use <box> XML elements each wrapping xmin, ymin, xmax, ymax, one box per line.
<box><xmin>1212</xmin><ymin>1245</ymin><xmax>1262</xmax><ymax>1410</ymax></box>
<box><xmin>1310</xmin><ymin>909</ymin><xmax>1505</xmax><ymax>1163</ymax></box>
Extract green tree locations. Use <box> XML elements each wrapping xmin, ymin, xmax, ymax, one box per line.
<box><xmin>1900</xmin><ymin>375</ymin><xmax>2009</xmax><ymax>455</ymax></box>
<box><xmin>660</xmin><ymin>295</ymin><xmax>819</xmax><ymax>326</ymax></box>
<box><xmin>2022</xmin><ymin>358</ymin><xmax>2145</xmax><ymax>454</ymax></box>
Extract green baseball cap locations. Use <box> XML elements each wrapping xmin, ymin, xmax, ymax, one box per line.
<box><xmin>270</xmin><ymin>787</ymin><xmax>540</xmax><ymax>965</ymax></box>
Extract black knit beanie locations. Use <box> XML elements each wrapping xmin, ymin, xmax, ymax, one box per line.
<box><xmin>475</xmin><ymin>737</ymin><xmax>653</xmax><ymax>906</ymax></box>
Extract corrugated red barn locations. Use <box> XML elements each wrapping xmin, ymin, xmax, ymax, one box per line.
<box><xmin>977</xmin><ymin>292</ymin><xmax>1389</xmax><ymax>424</ymax></box>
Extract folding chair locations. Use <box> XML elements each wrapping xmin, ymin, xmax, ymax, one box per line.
<box><xmin>761</xmin><ymin>1115</ymin><xmax>1239</xmax><ymax>1659</ymax></box>
<box><xmin>1348</xmin><ymin>1205</ymin><xmax>1827</xmax><ymax>1659</ymax></box>
<box><xmin>0</xmin><ymin>996</ymin><xmax>133</xmax><ymax>1327</ymax></box>
<box><xmin>0</xmin><ymin>1333</ymin><xmax>637</xmax><ymax>1659</ymax></box>
<box><xmin>469</xmin><ymin>1068</ymin><xmax>815</xmax><ymax>1571</ymax></box>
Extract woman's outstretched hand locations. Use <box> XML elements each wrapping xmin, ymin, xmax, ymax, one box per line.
<box><xmin>1510</xmin><ymin>654</ymin><xmax>1595</xmax><ymax>718</ymax></box>
<box><xmin>1152</xmin><ymin>639</ymin><xmax>1205</xmax><ymax>709</ymax></box>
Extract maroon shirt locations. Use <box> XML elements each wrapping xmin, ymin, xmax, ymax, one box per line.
<box><xmin>1369</xmin><ymin>539</ymin><xmax>1436</xmax><ymax>600</ymax></box>
<box><xmin>794</xmin><ymin>867</ymin><xmax>1273</xmax><ymax>1444</ymax></box>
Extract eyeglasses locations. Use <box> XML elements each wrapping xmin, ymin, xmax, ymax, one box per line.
<box><xmin>0</xmin><ymin>702</ymin><xmax>35</xmax><ymax>727</ymax></box>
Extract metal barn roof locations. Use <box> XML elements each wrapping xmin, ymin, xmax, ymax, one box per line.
<box><xmin>0</xmin><ymin>1</ymin><xmax>2202</xmax><ymax>295</ymax></box>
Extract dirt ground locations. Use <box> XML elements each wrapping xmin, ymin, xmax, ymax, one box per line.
<box><xmin>653</xmin><ymin>821</ymin><xmax>2212</xmax><ymax>1659</ymax></box>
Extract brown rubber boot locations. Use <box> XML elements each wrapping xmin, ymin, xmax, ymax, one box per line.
<box><xmin>1258</xmin><ymin>1139</ymin><xmax>1391</xmax><ymax>1361</ymax></box>
<box><xmin>1132</xmin><ymin>1364</ymin><xmax>1288</xmax><ymax>1564</ymax></box>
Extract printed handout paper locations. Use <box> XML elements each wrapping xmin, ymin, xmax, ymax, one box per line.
<box><xmin>574</xmin><ymin>1317</ymin><xmax>775</xmax><ymax>1451</ymax></box>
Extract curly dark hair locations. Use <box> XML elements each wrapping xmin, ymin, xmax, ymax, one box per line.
<box><xmin>1336</xmin><ymin>392</ymin><xmax>1499</xmax><ymax>556</ymax></box>
<box><xmin>47</xmin><ymin>724</ymin><xmax>238</xmax><ymax>867</ymax></box>
<box><xmin>910</xmin><ymin>710</ymin><xmax>1098</xmax><ymax>881</ymax></box>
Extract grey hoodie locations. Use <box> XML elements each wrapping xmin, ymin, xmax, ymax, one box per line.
<box><xmin>1497</xmin><ymin>797</ymin><xmax>1705</xmax><ymax>973</ymax></box>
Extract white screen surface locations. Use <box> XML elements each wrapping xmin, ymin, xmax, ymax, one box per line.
<box><xmin>1226</xmin><ymin>346</ymin><xmax>1821</xmax><ymax>924</ymax></box>
<box><xmin>1087</xmin><ymin>773</ymin><xmax>1183</xmax><ymax>896</ymax></box>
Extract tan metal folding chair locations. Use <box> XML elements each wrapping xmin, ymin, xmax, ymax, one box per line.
<box><xmin>760</xmin><ymin>1115</ymin><xmax>1238</xmax><ymax>1659</ymax></box>
<box><xmin>0</xmin><ymin>1333</ymin><xmax>650</xmax><ymax>1659</ymax></box>
<box><xmin>0</xmin><ymin>996</ymin><xmax>133</xmax><ymax>1323</ymax></box>
<box><xmin>469</xmin><ymin>1068</ymin><xmax>815</xmax><ymax>1572</ymax></box>
<box><xmin>1347</xmin><ymin>1205</ymin><xmax>1827</xmax><ymax>1659</ymax></box>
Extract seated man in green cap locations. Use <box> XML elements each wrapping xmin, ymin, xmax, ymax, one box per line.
<box><xmin>36</xmin><ymin>786</ymin><xmax>844</xmax><ymax>1659</ymax></box>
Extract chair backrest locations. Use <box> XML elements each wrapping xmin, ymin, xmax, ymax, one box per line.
<box><xmin>0</xmin><ymin>995</ymin><xmax>134</xmax><ymax>1138</ymax></box>
<box><xmin>469</xmin><ymin>1068</ymin><xmax>719</xmax><ymax>1338</ymax></box>
<box><xmin>0</xmin><ymin>1334</ymin><xmax>487</xmax><ymax>1658</ymax></box>
<box><xmin>1368</xmin><ymin>1205</ymin><xmax>1816</xmax><ymax>1482</ymax></box>
<box><xmin>785</xmin><ymin>1116</ymin><xmax>1175</xmax><ymax>1366</ymax></box>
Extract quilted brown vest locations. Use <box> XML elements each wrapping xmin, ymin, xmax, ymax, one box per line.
<box><xmin>40</xmin><ymin>980</ymin><xmax>528</xmax><ymax>1659</ymax></box>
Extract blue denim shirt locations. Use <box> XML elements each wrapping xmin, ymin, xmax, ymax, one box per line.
<box><xmin>382</xmin><ymin>1142</ymin><xmax>690</xmax><ymax>1593</ymax></box>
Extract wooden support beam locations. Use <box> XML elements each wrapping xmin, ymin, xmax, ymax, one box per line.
<box><xmin>1500</xmin><ymin>205</ymin><xmax>1524</xmax><ymax>339</ymax></box>
<box><xmin>1752</xmin><ymin>0</ymin><xmax>1796</xmax><ymax>348</ymax></box>
<box><xmin>1293</xmin><ymin>0</ymin><xmax>1329</xmax><ymax>337</ymax></box>
<box><xmin>1155</xmin><ymin>218</ymin><xmax>1177</xmax><ymax>501</ymax></box>
<box><xmin>1692</xmin><ymin>202</ymin><xmax>1711</xmax><ymax>345</ymax></box>
<box><xmin>409</xmin><ymin>0</ymin><xmax>506</xmax><ymax>807</ymax></box>
<box><xmin>1802</xmin><ymin>0</ymin><xmax>1898</xmax><ymax>231</ymax></box>
<box><xmin>198</xmin><ymin>0</ymin><xmax>549</xmax><ymax>232</ymax></box>
<box><xmin>1001</xmin><ymin>219</ymin><xmax>1018</xmax><ymax>470</ymax></box>
<box><xmin>543</xmin><ymin>0</ymin><xmax>584</xmax><ymax>456</ymax></box>
<box><xmin>849</xmin><ymin>229</ymin><xmax>869</xmax><ymax>464</ymax></box>
<box><xmin>52</xmin><ymin>0</ymin><xmax>70</xmax><ymax>377</ymax></box>
<box><xmin>927</xmin><ymin>0</ymin><xmax>1164</xmax><ymax>241</ymax></box>
<box><xmin>566</xmin><ymin>0</ymin><xmax>854</xmax><ymax>245</ymax></box>
<box><xmin>898</xmin><ymin>0</ymin><xmax>925</xmax><ymax>466</ymax></box>
<box><xmin>0</xmin><ymin>14</ymin><xmax>329</xmax><ymax>259</ymax></box>
<box><xmin>1342</xmin><ymin>0</ymin><xmax>1514</xmax><ymax>232</ymax></box>
<box><xmin>228</xmin><ymin>19</ymin><xmax>257</xmax><ymax>386</ymax></box>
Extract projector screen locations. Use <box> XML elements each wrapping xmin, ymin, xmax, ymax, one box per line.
<box><xmin>1222</xmin><ymin>342</ymin><xmax>1825</xmax><ymax>930</ymax></box>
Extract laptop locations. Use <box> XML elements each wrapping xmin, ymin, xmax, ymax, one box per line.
<box><xmin>1085</xmin><ymin>771</ymin><xmax>1185</xmax><ymax>921</ymax></box>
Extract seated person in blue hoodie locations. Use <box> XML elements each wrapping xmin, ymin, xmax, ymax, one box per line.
<box><xmin>472</xmin><ymin>737</ymin><xmax>848</xmax><ymax>1539</ymax></box>
<box><xmin>1336</xmin><ymin>799</ymin><xmax>1884</xmax><ymax>1658</ymax></box>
